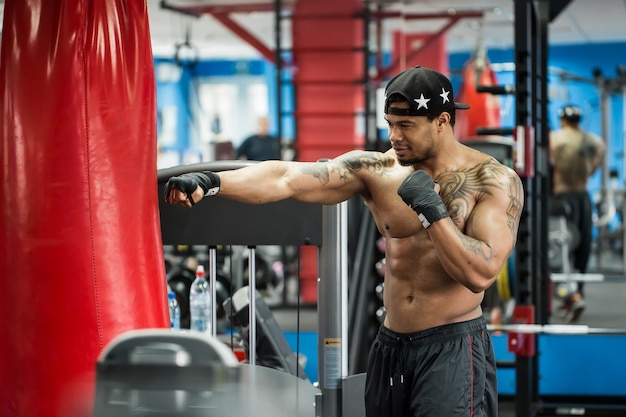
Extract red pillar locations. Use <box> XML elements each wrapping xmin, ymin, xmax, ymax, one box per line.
<box><xmin>0</xmin><ymin>2</ymin><xmax>168</xmax><ymax>417</ymax></box>
<box><xmin>293</xmin><ymin>0</ymin><xmax>365</xmax><ymax>162</ymax></box>
<box><xmin>292</xmin><ymin>0</ymin><xmax>365</xmax><ymax>303</ymax></box>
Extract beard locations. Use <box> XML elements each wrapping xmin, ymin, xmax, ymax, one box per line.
<box><xmin>397</xmin><ymin>155</ymin><xmax>425</xmax><ymax>166</ymax></box>
<box><xmin>395</xmin><ymin>135</ymin><xmax>435</xmax><ymax>166</ymax></box>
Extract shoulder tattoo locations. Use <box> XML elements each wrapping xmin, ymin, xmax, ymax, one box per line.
<box><xmin>438</xmin><ymin>158</ymin><xmax>524</xmax><ymax>239</ymax></box>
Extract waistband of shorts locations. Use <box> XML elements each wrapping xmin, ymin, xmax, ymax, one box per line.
<box><xmin>377</xmin><ymin>317</ymin><xmax>487</xmax><ymax>346</ymax></box>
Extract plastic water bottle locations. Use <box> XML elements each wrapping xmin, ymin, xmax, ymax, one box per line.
<box><xmin>168</xmin><ymin>291</ymin><xmax>181</xmax><ymax>330</ymax></box>
<box><xmin>189</xmin><ymin>265</ymin><xmax>211</xmax><ymax>334</ymax></box>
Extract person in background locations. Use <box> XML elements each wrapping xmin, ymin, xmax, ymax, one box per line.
<box><xmin>164</xmin><ymin>66</ymin><xmax>524</xmax><ymax>417</ymax></box>
<box><xmin>549</xmin><ymin>104</ymin><xmax>605</xmax><ymax>323</ymax></box>
<box><xmin>236</xmin><ymin>115</ymin><xmax>282</xmax><ymax>161</ymax></box>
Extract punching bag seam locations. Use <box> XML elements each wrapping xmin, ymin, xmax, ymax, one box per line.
<box><xmin>80</xmin><ymin>1</ymin><xmax>104</xmax><ymax>353</ymax></box>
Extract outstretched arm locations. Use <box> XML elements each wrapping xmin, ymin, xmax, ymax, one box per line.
<box><xmin>165</xmin><ymin>150</ymin><xmax>384</xmax><ymax>207</ymax></box>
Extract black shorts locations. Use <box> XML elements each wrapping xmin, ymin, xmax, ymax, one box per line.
<box><xmin>364</xmin><ymin>317</ymin><xmax>498</xmax><ymax>417</ymax></box>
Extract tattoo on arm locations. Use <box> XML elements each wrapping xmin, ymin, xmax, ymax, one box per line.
<box><xmin>439</xmin><ymin>159</ymin><xmax>524</xmax><ymax>259</ymax></box>
<box><xmin>298</xmin><ymin>164</ymin><xmax>331</xmax><ymax>185</ymax></box>
<box><xmin>506</xmin><ymin>174</ymin><xmax>524</xmax><ymax>243</ymax></box>
<box><xmin>454</xmin><ymin>226</ymin><xmax>495</xmax><ymax>261</ymax></box>
<box><xmin>296</xmin><ymin>152</ymin><xmax>393</xmax><ymax>185</ymax></box>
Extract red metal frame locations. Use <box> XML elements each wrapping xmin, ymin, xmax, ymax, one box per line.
<box><xmin>160</xmin><ymin>1</ymin><xmax>484</xmax><ymax>75</ymax></box>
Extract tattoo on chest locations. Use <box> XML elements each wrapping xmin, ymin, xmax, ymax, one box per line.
<box><xmin>437</xmin><ymin>159</ymin><xmax>522</xmax><ymax>235</ymax></box>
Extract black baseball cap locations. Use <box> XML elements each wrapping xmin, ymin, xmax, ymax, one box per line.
<box><xmin>384</xmin><ymin>66</ymin><xmax>470</xmax><ymax>116</ymax></box>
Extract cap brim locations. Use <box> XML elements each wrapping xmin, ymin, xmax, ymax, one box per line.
<box><xmin>455</xmin><ymin>102</ymin><xmax>470</xmax><ymax>110</ymax></box>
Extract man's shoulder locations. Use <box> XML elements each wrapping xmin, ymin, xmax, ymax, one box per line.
<box><xmin>473</xmin><ymin>156</ymin><xmax>522</xmax><ymax>187</ymax></box>
<box><xmin>583</xmin><ymin>130</ymin><xmax>604</xmax><ymax>144</ymax></box>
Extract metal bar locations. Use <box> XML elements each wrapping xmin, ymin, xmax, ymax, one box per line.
<box><xmin>348</xmin><ymin>213</ymin><xmax>377</xmax><ymax>374</ymax></box>
<box><xmin>476</xmin><ymin>85</ymin><xmax>516</xmax><ymax>95</ymax></box>
<box><xmin>210</xmin><ymin>12</ymin><xmax>277</xmax><ymax>64</ymax></box>
<box><xmin>623</xmin><ymin>84</ymin><xmax>626</xmax><ymax>273</ymax></box>
<box><xmin>550</xmin><ymin>273</ymin><xmax>604</xmax><ymax>282</ymax></box>
<box><xmin>209</xmin><ymin>246</ymin><xmax>217</xmax><ymax>337</ymax></box>
<box><xmin>513</xmin><ymin>1</ymin><xmax>537</xmax><ymax>415</ymax></box>
<box><xmin>488</xmin><ymin>324</ymin><xmax>626</xmax><ymax>335</ymax></box>
<box><xmin>370</xmin><ymin>11</ymin><xmax>483</xmax><ymax>20</ymax></box>
<box><xmin>318</xmin><ymin>201</ymin><xmax>348</xmax><ymax>417</ymax></box>
<box><xmin>476</xmin><ymin>127</ymin><xmax>514</xmax><ymax>136</ymax></box>
<box><xmin>348</xmin><ymin>207</ymin><xmax>373</xmax><ymax>333</ymax></box>
<box><xmin>248</xmin><ymin>246</ymin><xmax>257</xmax><ymax>365</ymax></box>
<box><xmin>274</xmin><ymin>0</ymin><xmax>283</xmax><ymax>154</ymax></box>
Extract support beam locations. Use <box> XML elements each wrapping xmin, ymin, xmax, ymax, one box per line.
<box><xmin>211</xmin><ymin>12</ymin><xmax>277</xmax><ymax>63</ymax></box>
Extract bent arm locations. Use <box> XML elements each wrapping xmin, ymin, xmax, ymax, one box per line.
<box><xmin>428</xmin><ymin>170</ymin><xmax>524</xmax><ymax>292</ymax></box>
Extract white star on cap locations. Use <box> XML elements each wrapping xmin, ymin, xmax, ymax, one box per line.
<box><xmin>414</xmin><ymin>93</ymin><xmax>430</xmax><ymax>109</ymax></box>
<box><xmin>440</xmin><ymin>88</ymin><xmax>451</xmax><ymax>104</ymax></box>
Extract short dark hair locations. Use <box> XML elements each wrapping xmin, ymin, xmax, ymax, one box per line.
<box><xmin>558</xmin><ymin>105</ymin><xmax>582</xmax><ymax>123</ymax></box>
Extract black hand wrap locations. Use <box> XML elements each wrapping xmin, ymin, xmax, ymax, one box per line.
<box><xmin>164</xmin><ymin>172</ymin><xmax>220</xmax><ymax>206</ymax></box>
<box><xmin>397</xmin><ymin>170</ymin><xmax>449</xmax><ymax>229</ymax></box>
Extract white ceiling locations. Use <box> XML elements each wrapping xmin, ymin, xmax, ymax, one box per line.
<box><xmin>148</xmin><ymin>0</ymin><xmax>626</xmax><ymax>59</ymax></box>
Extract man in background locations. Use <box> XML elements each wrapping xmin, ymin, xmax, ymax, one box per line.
<box><xmin>237</xmin><ymin>115</ymin><xmax>282</xmax><ymax>161</ymax></box>
<box><xmin>549</xmin><ymin>104</ymin><xmax>605</xmax><ymax>323</ymax></box>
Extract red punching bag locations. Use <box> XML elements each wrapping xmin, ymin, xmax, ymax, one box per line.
<box><xmin>454</xmin><ymin>57</ymin><xmax>502</xmax><ymax>140</ymax></box>
<box><xmin>0</xmin><ymin>2</ymin><xmax>168</xmax><ymax>417</ymax></box>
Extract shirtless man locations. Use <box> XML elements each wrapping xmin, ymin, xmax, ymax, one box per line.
<box><xmin>550</xmin><ymin>105</ymin><xmax>605</xmax><ymax>322</ymax></box>
<box><xmin>165</xmin><ymin>66</ymin><xmax>524</xmax><ymax>417</ymax></box>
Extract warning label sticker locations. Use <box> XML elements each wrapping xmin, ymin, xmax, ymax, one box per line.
<box><xmin>323</xmin><ymin>338</ymin><xmax>342</xmax><ymax>389</ymax></box>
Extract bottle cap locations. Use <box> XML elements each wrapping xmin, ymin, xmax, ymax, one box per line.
<box><xmin>196</xmin><ymin>265</ymin><xmax>205</xmax><ymax>277</ymax></box>
<box><xmin>168</xmin><ymin>291</ymin><xmax>176</xmax><ymax>300</ymax></box>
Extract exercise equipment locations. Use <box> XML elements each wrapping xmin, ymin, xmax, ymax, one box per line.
<box><xmin>94</xmin><ymin>329</ymin><xmax>319</xmax><ymax>417</ymax></box>
<box><xmin>158</xmin><ymin>161</ymin><xmax>359</xmax><ymax>417</ymax></box>
<box><xmin>93</xmin><ymin>329</ymin><xmax>240</xmax><ymax>417</ymax></box>
<box><xmin>223</xmin><ymin>286</ymin><xmax>309</xmax><ymax>380</ymax></box>
<box><xmin>548</xmin><ymin>203</ymin><xmax>605</xmax><ymax>301</ymax></box>
<box><xmin>0</xmin><ymin>2</ymin><xmax>167</xmax><ymax>417</ymax></box>
<box><xmin>489</xmin><ymin>323</ymin><xmax>626</xmax><ymax>416</ymax></box>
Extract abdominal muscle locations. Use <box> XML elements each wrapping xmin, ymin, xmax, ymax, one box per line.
<box><xmin>381</xmin><ymin>235</ymin><xmax>484</xmax><ymax>333</ymax></box>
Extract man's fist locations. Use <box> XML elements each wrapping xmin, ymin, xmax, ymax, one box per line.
<box><xmin>397</xmin><ymin>170</ymin><xmax>449</xmax><ymax>228</ymax></box>
<box><xmin>164</xmin><ymin>172</ymin><xmax>220</xmax><ymax>206</ymax></box>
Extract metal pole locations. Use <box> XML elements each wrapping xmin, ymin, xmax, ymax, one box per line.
<box><xmin>597</xmin><ymin>75</ymin><xmax>610</xmax><ymax>269</ymax></box>
<box><xmin>318</xmin><ymin>201</ymin><xmax>348</xmax><ymax>417</ymax></box>
<box><xmin>622</xmin><ymin>84</ymin><xmax>626</xmax><ymax>272</ymax></box>
<box><xmin>209</xmin><ymin>246</ymin><xmax>217</xmax><ymax>337</ymax></box>
<box><xmin>248</xmin><ymin>246</ymin><xmax>257</xmax><ymax>365</ymax></box>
